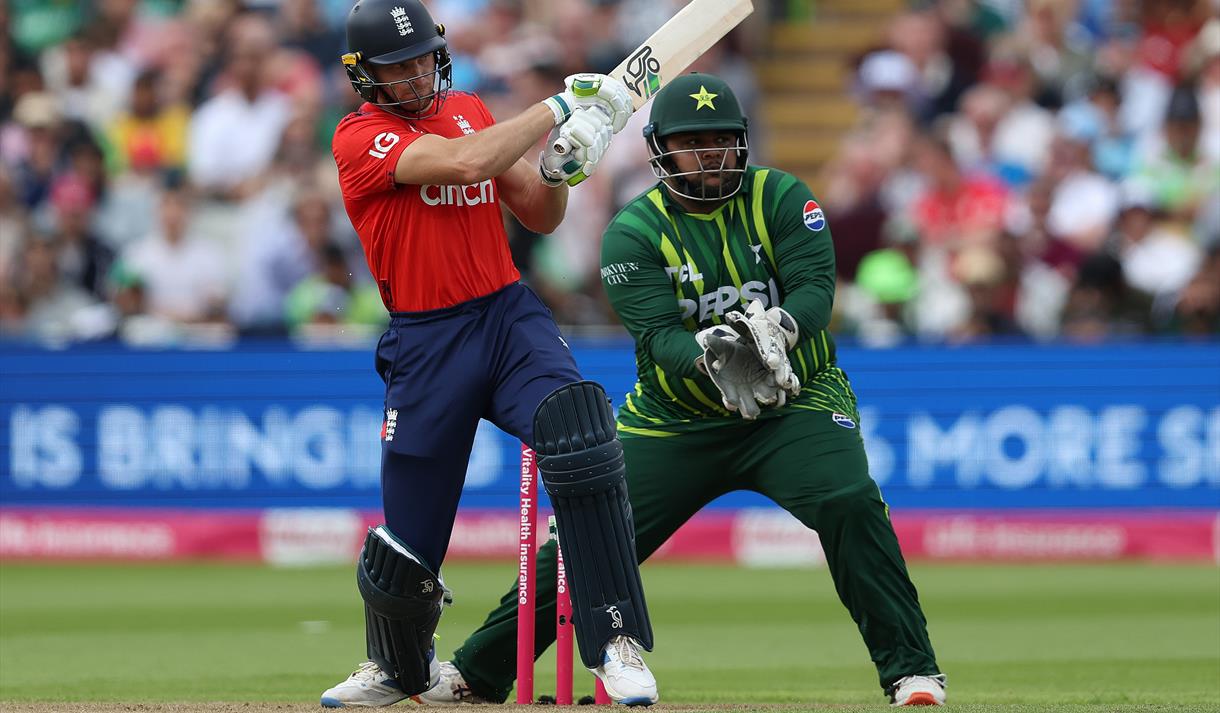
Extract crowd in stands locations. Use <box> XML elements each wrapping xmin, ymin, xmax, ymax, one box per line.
<box><xmin>0</xmin><ymin>0</ymin><xmax>1216</xmax><ymax>347</ymax></box>
<box><xmin>830</xmin><ymin>0</ymin><xmax>1219</xmax><ymax>344</ymax></box>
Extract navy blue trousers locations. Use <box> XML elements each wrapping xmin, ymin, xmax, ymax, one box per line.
<box><xmin>374</xmin><ymin>283</ymin><xmax>582</xmax><ymax>571</ymax></box>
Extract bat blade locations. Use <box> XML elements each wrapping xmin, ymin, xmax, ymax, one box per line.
<box><xmin>551</xmin><ymin>0</ymin><xmax>754</xmax><ymax>160</ymax></box>
<box><xmin>614</xmin><ymin>0</ymin><xmax>755</xmax><ymax>111</ymax></box>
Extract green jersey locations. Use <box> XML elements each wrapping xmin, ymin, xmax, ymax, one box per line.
<box><xmin>600</xmin><ymin>166</ymin><xmax>858</xmax><ymax>436</ymax></box>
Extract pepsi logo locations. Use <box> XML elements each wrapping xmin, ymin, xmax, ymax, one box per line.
<box><xmin>803</xmin><ymin>200</ymin><xmax>825</xmax><ymax>231</ymax></box>
<box><xmin>831</xmin><ymin>412</ymin><xmax>856</xmax><ymax>429</ymax></box>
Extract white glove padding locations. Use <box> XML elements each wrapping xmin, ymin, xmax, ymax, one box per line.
<box><xmin>563</xmin><ymin>73</ymin><xmax>633</xmax><ymax>133</ymax></box>
<box><xmin>552</xmin><ymin>107</ymin><xmax>612</xmax><ymax>180</ymax></box>
<box><xmin>725</xmin><ymin>300</ymin><xmax>801</xmax><ymax>398</ymax></box>
<box><xmin>539</xmin><ymin>126</ymin><xmax>586</xmax><ymax>186</ymax></box>
<box><xmin>540</xmin><ymin>73</ymin><xmax>632</xmax><ymax>133</ymax></box>
<box><xmin>694</xmin><ymin>326</ymin><xmax>787</xmax><ymax>420</ymax></box>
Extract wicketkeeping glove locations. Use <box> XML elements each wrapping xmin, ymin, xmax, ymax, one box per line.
<box><xmin>694</xmin><ymin>325</ymin><xmax>785</xmax><ymax>420</ymax></box>
<box><xmin>724</xmin><ymin>300</ymin><xmax>801</xmax><ymax>398</ymax></box>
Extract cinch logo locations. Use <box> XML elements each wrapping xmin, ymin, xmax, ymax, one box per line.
<box><xmin>420</xmin><ymin>179</ymin><xmax>496</xmax><ymax>207</ymax></box>
<box><xmin>803</xmin><ymin>199</ymin><xmax>825</xmax><ymax>231</ymax></box>
<box><xmin>832</xmin><ymin>412</ymin><xmax>855</xmax><ymax>429</ymax></box>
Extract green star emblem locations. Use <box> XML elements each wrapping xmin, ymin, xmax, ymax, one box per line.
<box><xmin>689</xmin><ymin>85</ymin><xmax>719</xmax><ymax>111</ymax></box>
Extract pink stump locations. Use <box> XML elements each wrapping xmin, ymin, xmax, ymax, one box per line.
<box><xmin>552</xmin><ymin>515</ymin><xmax>573</xmax><ymax>705</ymax></box>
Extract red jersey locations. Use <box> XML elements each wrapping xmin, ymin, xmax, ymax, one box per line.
<box><xmin>332</xmin><ymin>91</ymin><xmax>519</xmax><ymax>311</ymax></box>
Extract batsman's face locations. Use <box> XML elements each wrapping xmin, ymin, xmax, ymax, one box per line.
<box><xmin>370</xmin><ymin>53</ymin><xmax>439</xmax><ymax>111</ymax></box>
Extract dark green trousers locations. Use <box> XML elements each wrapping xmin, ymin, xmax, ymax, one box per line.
<box><xmin>451</xmin><ymin>409</ymin><xmax>940</xmax><ymax>702</ymax></box>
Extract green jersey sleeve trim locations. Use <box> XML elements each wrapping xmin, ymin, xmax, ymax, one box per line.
<box><xmin>682</xmin><ymin>376</ymin><xmax>730</xmax><ymax>415</ymax></box>
<box><xmin>617</xmin><ymin>424</ymin><xmax>682</xmax><ymax>438</ymax></box>
<box><xmin>750</xmin><ymin>169</ymin><xmax>778</xmax><ymax>272</ymax></box>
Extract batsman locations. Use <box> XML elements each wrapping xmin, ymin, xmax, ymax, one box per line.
<box><xmin>419</xmin><ymin>73</ymin><xmax>946</xmax><ymax>707</ymax></box>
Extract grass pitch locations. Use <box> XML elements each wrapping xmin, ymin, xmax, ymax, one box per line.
<box><xmin>0</xmin><ymin>560</ymin><xmax>1217</xmax><ymax>711</ymax></box>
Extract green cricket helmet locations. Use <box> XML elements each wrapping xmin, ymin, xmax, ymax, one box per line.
<box><xmin>643</xmin><ymin>72</ymin><xmax>749</xmax><ymax>202</ymax></box>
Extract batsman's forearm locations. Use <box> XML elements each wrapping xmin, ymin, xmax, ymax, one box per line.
<box><xmin>452</xmin><ymin>104</ymin><xmax>559</xmax><ymax>183</ymax></box>
<box><xmin>518</xmin><ymin>174</ymin><xmax>568</xmax><ymax>234</ymax></box>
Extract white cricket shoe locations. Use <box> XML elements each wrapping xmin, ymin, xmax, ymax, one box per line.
<box><xmin>591</xmin><ymin>635</ymin><xmax>658</xmax><ymax>706</ymax></box>
<box><xmin>320</xmin><ymin>658</ymin><xmax>438</xmax><ymax>708</ymax></box>
<box><xmin>889</xmin><ymin>674</ymin><xmax>946</xmax><ymax>706</ymax></box>
<box><xmin>412</xmin><ymin>661</ymin><xmax>492</xmax><ymax>704</ymax></box>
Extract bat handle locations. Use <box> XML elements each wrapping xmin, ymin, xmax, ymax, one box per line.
<box><xmin>552</xmin><ymin>76</ymin><xmax>600</xmax><ymax>156</ymax></box>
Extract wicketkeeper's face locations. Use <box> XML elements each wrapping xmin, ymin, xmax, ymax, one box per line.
<box><xmin>655</xmin><ymin>129</ymin><xmax>747</xmax><ymax>201</ymax></box>
<box><xmin>662</xmin><ymin>131</ymin><xmax>742</xmax><ymax>181</ymax></box>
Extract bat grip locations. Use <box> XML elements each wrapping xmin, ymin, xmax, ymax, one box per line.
<box><xmin>553</xmin><ymin>76</ymin><xmax>600</xmax><ymax>156</ymax></box>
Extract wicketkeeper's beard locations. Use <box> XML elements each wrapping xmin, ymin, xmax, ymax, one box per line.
<box><xmin>666</xmin><ymin>168</ymin><xmax>744</xmax><ymax>201</ymax></box>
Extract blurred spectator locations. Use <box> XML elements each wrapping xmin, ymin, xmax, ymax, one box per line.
<box><xmin>231</xmin><ymin>185</ymin><xmax>344</xmax><ymax>331</ymax></box>
<box><xmin>1109</xmin><ymin>183</ymin><xmax>1202</xmax><ymax>306</ymax></box>
<box><xmin>9</xmin><ymin>91</ymin><xmax>62</xmax><ymax>209</ymax></box>
<box><xmin>948</xmin><ymin>243</ymin><xmax>1022</xmax><ymax>342</ymax></box>
<box><xmin>277</xmin><ymin>0</ymin><xmax>346</xmax><ymax>71</ymax></box>
<box><xmin>187</xmin><ymin>14</ymin><xmax>292</xmax><ymax>200</ymax></box>
<box><xmin>857</xmin><ymin>50</ymin><xmax>921</xmax><ymax>113</ymax></box>
<box><xmin>820</xmin><ymin>136</ymin><xmax>890</xmax><ymax>281</ymax></box>
<box><xmin>1186</xmin><ymin>18</ymin><xmax>1220</xmax><ymax>163</ymax></box>
<box><xmin>1007</xmin><ymin>0</ymin><xmax>1093</xmax><ymax>103</ymax></box>
<box><xmin>9</xmin><ymin>0</ymin><xmax>85</xmax><ymax>55</ymax></box>
<box><xmin>839</xmin><ymin>247</ymin><xmax>919</xmax><ymax>347</ymax></box>
<box><xmin>0</xmin><ymin>167</ymin><xmax>24</xmax><ymax>281</ymax></box>
<box><xmin>887</xmin><ymin>10</ymin><xmax>974</xmax><ymax>122</ymax></box>
<box><xmin>1057</xmin><ymin>75</ymin><xmax>1137</xmax><ymax>180</ymax></box>
<box><xmin>39</xmin><ymin>29</ymin><xmax>136</xmax><ymax>130</ymax></box>
<box><xmin>985</xmin><ymin>53</ymin><xmax>1056</xmax><ymax>184</ymax></box>
<box><xmin>910</xmin><ymin>130</ymin><xmax>1010</xmax><ymax>249</ymax></box>
<box><xmin>945</xmin><ymin>82</ymin><xmax>1010</xmax><ymax>175</ymax></box>
<box><xmin>1170</xmin><ymin>244</ymin><xmax>1220</xmax><ymax>335</ymax></box>
<box><xmin>1132</xmin><ymin>83</ymin><xmax>1219</xmax><ymax>221</ymax></box>
<box><xmin>1045</xmin><ymin>131</ymin><xmax>1120</xmax><ymax>253</ymax></box>
<box><xmin>284</xmin><ymin>242</ymin><xmax>386</xmax><ymax>339</ymax></box>
<box><xmin>7</xmin><ymin>233</ymin><xmax>98</xmax><ymax>343</ymax></box>
<box><xmin>107</xmin><ymin>69</ymin><xmax>189</xmax><ymax>176</ymax></box>
<box><xmin>121</xmin><ymin>183</ymin><xmax>228</xmax><ymax>323</ymax></box>
<box><xmin>1060</xmin><ymin>252</ymin><xmax>1152</xmax><ymax>341</ymax></box>
<box><xmin>46</xmin><ymin>173</ymin><xmax>115</xmax><ymax>300</ymax></box>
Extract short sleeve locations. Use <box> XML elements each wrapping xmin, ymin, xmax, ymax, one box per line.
<box><xmin>332</xmin><ymin>114</ymin><xmax>422</xmax><ymax>200</ymax></box>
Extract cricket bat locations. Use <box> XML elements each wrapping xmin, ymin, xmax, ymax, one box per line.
<box><xmin>553</xmin><ymin>0</ymin><xmax>754</xmax><ymax>179</ymax></box>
